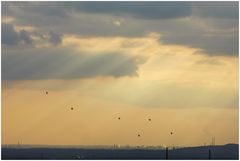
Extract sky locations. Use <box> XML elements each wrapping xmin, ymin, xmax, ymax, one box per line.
<box><xmin>1</xmin><ymin>1</ymin><xmax>239</xmax><ymax>147</ymax></box>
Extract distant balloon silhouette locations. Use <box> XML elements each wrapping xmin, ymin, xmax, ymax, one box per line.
<box><xmin>170</xmin><ymin>132</ymin><xmax>173</xmax><ymax>135</ymax></box>
<box><xmin>138</xmin><ymin>134</ymin><xmax>141</xmax><ymax>137</ymax></box>
<box><xmin>71</xmin><ymin>107</ymin><xmax>74</xmax><ymax>110</ymax></box>
<box><xmin>46</xmin><ymin>91</ymin><xmax>48</xmax><ymax>95</ymax></box>
<box><xmin>148</xmin><ymin>118</ymin><xmax>151</xmax><ymax>121</ymax></box>
<box><xmin>118</xmin><ymin>117</ymin><xmax>121</xmax><ymax>120</ymax></box>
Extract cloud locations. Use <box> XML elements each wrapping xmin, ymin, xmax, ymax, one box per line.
<box><xmin>2</xmin><ymin>23</ymin><xmax>33</xmax><ymax>45</ymax></box>
<box><xmin>1</xmin><ymin>23</ymin><xmax>64</xmax><ymax>46</ymax></box>
<box><xmin>65</xmin><ymin>1</ymin><xmax>238</xmax><ymax>20</ymax></box>
<box><xmin>2</xmin><ymin>2</ymin><xmax>192</xmax><ymax>19</ymax></box>
<box><xmin>64</xmin><ymin>2</ymin><xmax>192</xmax><ymax>19</ymax></box>
<box><xmin>3</xmin><ymin>2</ymin><xmax>237</xmax><ymax>20</ymax></box>
<box><xmin>19</xmin><ymin>29</ymin><xmax>33</xmax><ymax>44</ymax></box>
<box><xmin>1</xmin><ymin>2</ymin><xmax>238</xmax><ymax>56</ymax></box>
<box><xmin>2</xmin><ymin>47</ymin><xmax>146</xmax><ymax>80</ymax></box>
<box><xmin>161</xmin><ymin>32</ymin><xmax>238</xmax><ymax>56</ymax></box>
<box><xmin>48</xmin><ymin>31</ymin><xmax>62</xmax><ymax>45</ymax></box>
<box><xmin>192</xmin><ymin>1</ymin><xmax>239</xmax><ymax>19</ymax></box>
<box><xmin>2</xmin><ymin>23</ymin><xmax>19</xmax><ymax>45</ymax></box>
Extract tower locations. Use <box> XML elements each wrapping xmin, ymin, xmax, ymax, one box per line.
<box><xmin>211</xmin><ymin>137</ymin><xmax>215</xmax><ymax>146</ymax></box>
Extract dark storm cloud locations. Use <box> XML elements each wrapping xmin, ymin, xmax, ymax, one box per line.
<box><xmin>2</xmin><ymin>23</ymin><xmax>33</xmax><ymax>45</ymax></box>
<box><xmin>2</xmin><ymin>48</ymin><xmax>146</xmax><ymax>80</ymax></box>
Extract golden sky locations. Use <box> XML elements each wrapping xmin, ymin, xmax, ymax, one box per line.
<box><xmin>2</xmin><ymin>2</ymin><xmax>239</xmax><ymax>147</ymax></box>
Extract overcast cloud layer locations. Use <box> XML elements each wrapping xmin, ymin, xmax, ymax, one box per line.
<box><xmin>1</xmin><ymin>1</ymin><xmax>239</xmax><ymax>81</ymax></box>
<box><xmin>2</xmin><ymin>2</ymin><xmax>239</xmax><ymax>54</ymax></box>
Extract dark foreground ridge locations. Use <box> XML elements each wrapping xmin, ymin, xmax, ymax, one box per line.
<box><xmin>2</xmin><ymin>144</ymin><xmax>238</xmax><ymax>160</ymax></box>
